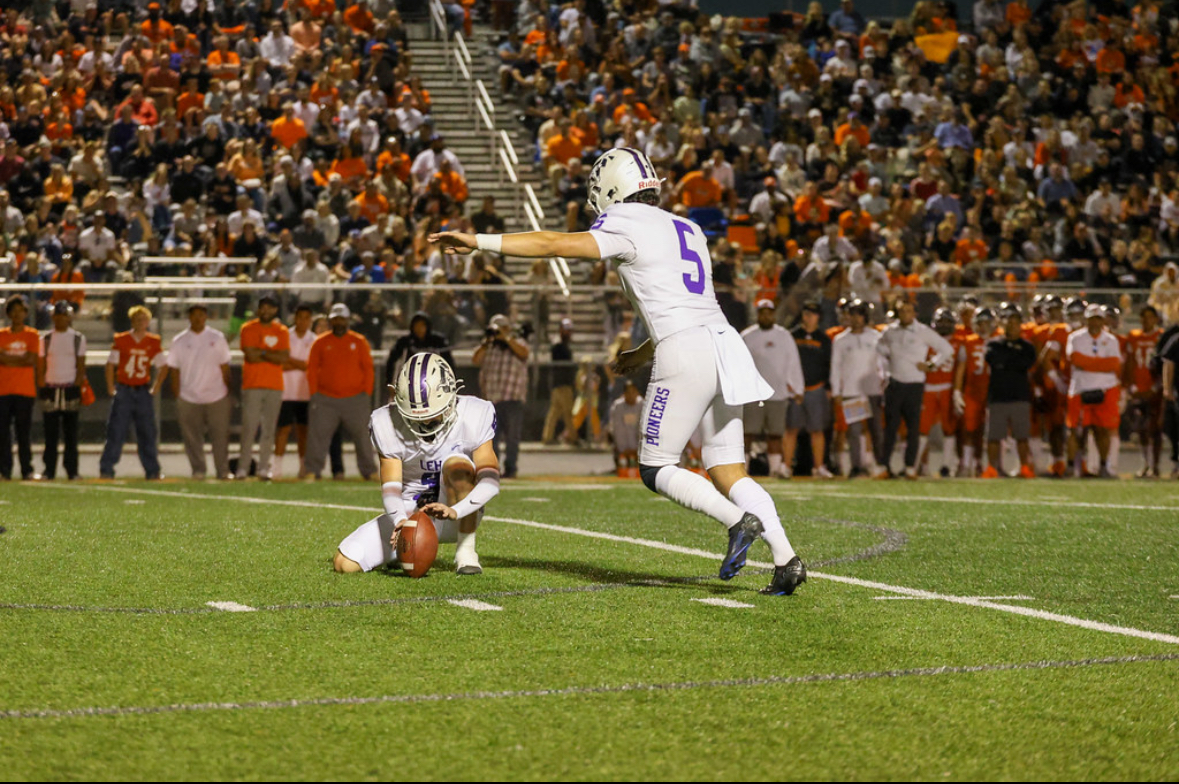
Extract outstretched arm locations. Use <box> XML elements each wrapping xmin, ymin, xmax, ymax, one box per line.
<box><xmin>429</xmin><ymin>230</ymin><xmax>604</xmax><ymax>260</ymax></box>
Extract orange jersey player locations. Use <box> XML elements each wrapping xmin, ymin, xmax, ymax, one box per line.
<box><xmin>1124</xmin><ymin>304</ymin><xmax>1164</xmax><ymax>476</ymax></box>
<box><xmin>920</xmin><ymin>307</ymin><xmax>959</xmax><ymax>438</ymax></box>
<box><xmin>953</xmin><ymin>307</ymin><xmax>995</xmax><ymax>475</ymax></box>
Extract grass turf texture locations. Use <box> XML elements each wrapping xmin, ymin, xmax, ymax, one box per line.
<box><xmin>0</xmin><ymin>479</ymin><xmax>1177</xmax><ymax>781</ymax></box>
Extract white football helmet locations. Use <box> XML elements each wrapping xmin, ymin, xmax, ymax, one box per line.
<box><xmin>394</xmin><ymin>352</ymin><xmax>460</xmax><ymax>439</ymax></box>
<box><xmin>586</xmin><ymin>147</ymin><xmax>663</xmax><ymax>214</ymax></box>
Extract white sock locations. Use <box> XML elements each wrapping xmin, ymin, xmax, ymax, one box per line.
<box><xmin>768</xmin><ymin>453</ymin><xmax>783</xmax><ymax>475</ymax></box>
<box><xmin>1108</xmin><ymin>435</ymin><xmax>1120</xmax><ymax>473</ymax></box>
<box><xmin>728</xmin><ymin>477</ymin><xmax>796</xmax><ymax>566</ymax></box>
<box><xmin>943</xmin><ymin>435</ymin><xmax>956</xmax><ymax>473</ymax></box>
<box><xmin>838</xmin><ymin>449</ymin><xmax>850</xmax><ymax>475</ymax></box>
<box><xmin>963</xmin><ymin>445</ymin><xmax>975</xmax><ymax>472</ymax></box>
<box><xmin>654</xmin><ymin>466</ymin><xmax>744</xmax><ymax>529</ymax></box>
<box><xmin>272</xmin><ymin>455</ymin><xmax>283</xmax><ymax>479</ymax></box>
<box><xmin>918</xmin><ymin>435</ymin><xmax>929</xmax><ymax>465</ymax></box>
<box><xmin>455</xmin><ymin>529</ymin><xmax>477</xmax><ymax>559</ymax></box>
<box><xmin>1030</xmin><ymin>439</ymin><xmax>1041</xmax><ymax>473</ymax></box>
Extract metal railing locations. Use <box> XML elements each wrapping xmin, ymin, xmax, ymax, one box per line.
<box><xmin>427</xmin><ymin>0</ymin><xmax>570</xmax><ymax>298</ymax></box>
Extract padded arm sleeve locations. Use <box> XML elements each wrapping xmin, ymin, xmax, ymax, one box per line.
<box><xmin>449</xmin><ymin>468</ymin><xmax>501</xmax><ymax>520</ymax></box>
<box><xmin>381</xmin><ymin>481</ymin><xmax>408</xmax><ymax>524</ymax></box>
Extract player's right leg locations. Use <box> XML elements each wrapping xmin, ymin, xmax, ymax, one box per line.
<box><xmin>635</xmin><ymin>334</ymin><xmax>751</xmax><ymax>573</ymax></box>
<box><xmin>442</xmin><ymin>456</ymin><xmax>483</xmax><ymax>575</ymax></box>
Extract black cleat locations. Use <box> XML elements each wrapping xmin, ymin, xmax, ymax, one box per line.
<box><xmin>760</xmin><ymin>556</ymin><xmax>807</xmax><ymax>596</ymax></box>
<box><xmin>719</xmin><ymin>513</ymin><xmax>763</xmax><ymax>580</ymax></box>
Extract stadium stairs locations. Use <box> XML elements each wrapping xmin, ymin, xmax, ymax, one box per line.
<box><xmin>411</xmin><ymin>25</ymin><xmax>610</xmax><ymax>359</ymax></box>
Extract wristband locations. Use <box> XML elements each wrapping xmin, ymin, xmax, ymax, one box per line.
<box><xmin>476</xmin><ymin>233</ymin><xmax>503</xmax><ymax>254</ymax></box>
<box><xmin>381</xmin><ymin>481</ymin><xmax>407</xmax><ymax>524</ymax></box>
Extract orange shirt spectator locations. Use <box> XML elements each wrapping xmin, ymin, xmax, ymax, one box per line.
<box><xmin>794</xmin><ymin>193</ymin><xmax>830</xmax><ymax>224</ymax></box>
<box><xmin>546</xmin><ymin>133</ymin><xmax>583</xmax><ymax>166</ymax></box>
<box><xmin>45</xmin><ymin>119</ymin><xmax>73</xmax><ymax>144</ymax></box>
<box><xmin>343</xmin><ymin>3</ymin><xmax>375</xmax><ymax>34</ymax></box>
<box><xmin>271</xmin><ymin>115</ymin><xmax>309</xmax><ymax>149</ymax></box>
<box><xmin>839</xmin><ymin>209</ymin><xmax>872</xmax><ymax>237</ymax></box>
<box><xmin>1095</xmin><ymin>46</ymin><xmax>1126</xmax><ymax>75</ymax></box>
<box><xmin>207</xmin><ymin>49</ymin><xmax>241</xmax><ymax>80</ymax></box>
<box><xmin>295</xmin><ymin>0</ymin><xmax>336</xmax><ymax>19</ymax></box>
<box><xmin>353</xmin><ymin>189</ymin><xmax>389</xmax><ymax>223</ymax></box>
<box><xmin>111</xmin><ymin>331</ymin><xmax>162</xmax><ymax>387</ymax></box>
<box><xmin>571</xmin><ymin>122</ymin><xmax>599</xmax><ymax>150</ymax></box>
<box><xmin>240</xmin><ymin>319</ymin><xmax>290</xmax><ymax>391</ymax></box>
<box><xmin>176</xmin><ymin>88</ymin><xmax>204</xmax><ymax>119</ymax></box>
<box><xmin>954</xmin><ymin>237</ymin><xmax>989</xmax><ymax>266</ymax></box>
<box><xmin>377</xmin><ymin>150</ymin><xmax>412</xmax><ymax>182</ymax></box>
<box><xmin>310</xmin><ymin>82</ymin><xmax>338</xmax><ymax>107</ymax></box>
<box><xmin>44</xmin><ymin>174</ymin><xmax>74</xmax><ymax>205</ymax></box>
<box><xmin>306</xmin><ymin>330</ymin><xmax>374</xmax><ymax>398</ymax></box>
<box><xmin>434</xmin><ymin>170</ymin><xmax>469</xmax><ymax>203</ymax></box>
<box><xmin>1006</xmin><ymin>0</ymin><xmax>1032</xmax><ymax>26</ymax></box>
<box><xmin>1114</xmin><ymin>81</ymin><xmax>1145</xmax><ymax>108</ymax></box>
<box><xmin>141</xmin><ymin>18</ymin><xmax>174</xmax><ymax>44</ymax></box>
<box><xmin>613</xmin><ymin>100</ymin><xmax>654</xmax><ymax>124</ymax></box>
<box><xmin>116</xmin><ymin>94</ymin><xmax>159</xmax><ymax>126</ymax></box>
<box><xmin>834</xmin><ymin>121</ymin><xmax>870</xmax><ymax>148</ymax></box>
<box><xmin>678</xmin><ymin>170</ymin><xmax>723</xmax><ymax>207</ymax></box>
<box><xmin>331</xmin><ymin>155</ymin><xmax>369</xmax><ymax>184</ymax></box>
<box><xmin>50</xmin><ymin>268</ymin><xmax>85</xmax><ymax>307</ymax></box>
<box><xmin>0</xmin><ymin>325</ymin><xmax>39</xmax><ymax>398</ymax></box>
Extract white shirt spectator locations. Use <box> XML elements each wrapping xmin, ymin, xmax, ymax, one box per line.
<box><xmin>41</xmin><ymin>327</ymin><xmax>86</xmax><ymax>386</ymax></box>
<box><xmin>831</xmin><ymin>328</ymin><xmax>885</xmax><ymax>398</ymax></box>
<box><xmin>283</xmin><ymin>327</ymin><xmax>317</xmax><ymax>402</ymax></box>
<box><xmin>291</xmin><ymin>100</ymin><xmax>319</xmax><ymax>132</ymax></box>
<box><xmin>394</xmin><ymin>106</ymin><xmax>425</xmax><ymax>135</ymax></box>
<box><xmin>1066</xmin><ymin>327</ymin><xmax>1122</xmax><ymax>394</ymax></box>
<box><xmin>741</xmin><ymin>323</ymin><xmax>805</xmax><ymax>401</ymax></box>
<box><xmin>260</xmin><ymin>31</ymin><xmax>296</xmax><ymax>68</ymax></box>
<box><xmin>78</xmin><ymin>225</ymin><xmax>118</xmax><ymax>262</ymax></box>
<box><xmin>847</xmin><ymin>259</ymin><xmax>890</xmax><ymax>307</ymax></box>
<box><xmin>291</xmin><ymin>260</ymin><xmax>331</xmax><ymax>307</ymax></box>
<box><xmin>347</xmin><ymin>116</ymin><xmax>380</xmax><ymax>156</ymax></box>
<box><xmin>410</xmin><ymin>148</ymin><xmax>465</xmax><ymax>188</ymax></box>
<box><xmin>811</xmin><ymin>234</ymin><xmax>860</xmax><ymax>265</ymax></box>
<box><xmin>749</xmin><ymin>189</ymin><xmax>789</xmax><ymax>223</ymax></box>
<box><xmin>166</xmin><ymin>326</ymin><xmax>231</xmax><ymax>404</ymax></box>
<box><xmin>1084</xmin><ymin>188</ymin><xmax>1121</xmax><ymax>220</ymax></box>
<box><xmin>1</xmin><ymin>203</ymin><xmax>23</xmax><ymax>234</ymax></box>
<box><xmin>228</xmin><ymin>207</ymin><xmax>266</xmax><ymax>237</ymax></box>
<box><xmin>877</xmin><ymin>321</ymin><xmax>953</xmax><ymax>385</ymax></box>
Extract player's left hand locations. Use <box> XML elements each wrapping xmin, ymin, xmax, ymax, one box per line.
<box><xmin>421</xmin><ymin>502</ymin><xmax>458</xmax><ymax>520</ymax></box>
<box><xmin>428</xmin><ymin>231</ymin><xmax>477</xmax><ymax>255</ymax></box>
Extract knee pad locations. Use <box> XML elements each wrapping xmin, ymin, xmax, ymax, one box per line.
<box><xmin>639</xmin><ymin>463</ymin><xmax>665</xmax><ymax>493</ymax></box>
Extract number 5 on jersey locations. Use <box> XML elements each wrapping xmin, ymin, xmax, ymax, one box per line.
<box><xmin>674</xmin><ymin>220</ymin><xmax>706</xmax><ymax>295</ymax></box>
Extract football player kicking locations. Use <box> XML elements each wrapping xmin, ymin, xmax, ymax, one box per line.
<box><xmin>333</xmin><ymin>353</ymin><xmax>498</xmax><ymax>575</ymax></box>
<box><xmin>430</xmin><ymin>148</ymin><xmax>805</xmax><ymax>596</ymax></box>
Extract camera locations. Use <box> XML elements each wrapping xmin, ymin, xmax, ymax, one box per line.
<box><xmin>485</xmin><ymin>327</ymin><xmax>498</xmax><ymax>339</ymax></box>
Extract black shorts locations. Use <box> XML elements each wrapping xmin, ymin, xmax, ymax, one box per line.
<box><xmin>278</xmin><ymin>400</ymin><xmax>309</xmax><ymax>427</ymax></box>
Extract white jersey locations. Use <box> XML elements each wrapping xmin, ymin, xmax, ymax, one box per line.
<box><xmin>588</xmin><ymin>202</ymin><xmax>729</xmax><ymax>345</ymax></box>
<box><xmin>283</xmin><ymin>328</ymin><xmax>317</xmax><ymax>402</ymax></box>
<box><xmin>368</xmin><ymin>395</ymin><xmax>497</xmax><ymax>505</ymax></box>
<box><xmin>741</xmin><ymin>324</ymin><xmax>805</xmax><ymax>401</ymax></box>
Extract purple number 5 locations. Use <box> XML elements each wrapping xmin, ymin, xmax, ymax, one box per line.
<box><xmin>674</xmin><ymin>220</ymin><xmax>705</xmax><ymax>294</ymax></box>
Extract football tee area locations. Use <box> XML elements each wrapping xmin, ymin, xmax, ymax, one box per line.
<box><xmin>2</xmin><ymin>478</ymin><xmax>1177</xmax><ymax>780</ymax></box>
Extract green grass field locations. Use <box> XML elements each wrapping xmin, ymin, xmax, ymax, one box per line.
<box><xmin>2</xmin><ymin>477</ymin><xmax>1178</xmax><ymax>781</ymax></box>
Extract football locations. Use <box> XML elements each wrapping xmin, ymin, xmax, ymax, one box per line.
<box><xmin>396</xmin><ymin>510</ymin><xmax>439</xmax><ymax>578</ymax></box>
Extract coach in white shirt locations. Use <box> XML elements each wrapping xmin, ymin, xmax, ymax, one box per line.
<box><xmin>830</xmin><ymin>299</ymin><xmax>885</xmax><ymax>476</ymax></box>
<box><xmin>741</xmin><ymin>300</ymin><xmax>805</xmax><ymax>478</ymax></box>
<box><xmin>848</xmin><ymin>257</ymin><xmax>890</xmax><ymax>320</ymax></box>
<box><xmin>1064</xmin><ymin>304</ymin><xmax>1123</xmax><ymax>477</ymax></box>
<box><xmin>152</xmin><ymin>303</ymin><xmax>232</xmax><ymax>480</ymax></box>
<box><xmin>877</xmin><ymin>300</ymin><xmax>953</xmax><ymax>478</ymax></box>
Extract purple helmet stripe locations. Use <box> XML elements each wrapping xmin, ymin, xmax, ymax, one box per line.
<box><xmin>407</xmin><ymin>354</ymin><xmax>421</xmax><ymax>406</ymax></box>
<box><xmin>621</xmin><ymin>147</ymin><xmax>649</xmax><ymax>179</ymax></box>
<box><xmin>417</xmin><ymin>355</ymin><xmax>430</xmax><ymax>409</ymax></box>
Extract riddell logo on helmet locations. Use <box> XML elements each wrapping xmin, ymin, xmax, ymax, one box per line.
<box><xmin>637</xmin><ymin>179</ymin><xmax>661</xmax><ymax>190</ymax></box>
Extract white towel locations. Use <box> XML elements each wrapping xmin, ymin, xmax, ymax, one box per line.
<box><xmin>709</xmin><ymin>325</ymin><xmax>774</xmax><ymax>406</ymax></box>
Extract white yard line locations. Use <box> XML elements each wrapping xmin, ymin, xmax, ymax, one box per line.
<box><xmin>768</xmin><ymin>488</ymin><xmax>1179</xmax><ymax>513</ymax></box>
<box><xmin>691</xmin><ymin>598</ymin><xmax>755</xmax><ymax>609</ymax></box>
<box><xmin>35</xmin><ymin>485</ymin><xmax>1179</xmax><ymax>646</ymax></box>
<box><xmin>205</xmin><ymin>601</ymin><xmax>257</xmax><ymax>613</ymax></box>
<box><xmin>4</xmin><ymin>653</ymin><xmax>1178</xmax><ymax>721</ymax></box>
<box><xmin>447</xmin><ymin>599</ymin><xmax>503</xmax><ymax>612</ymax></box>
<box><xmin>874</xmin><ymin>595</ymin><xmax>1034</xmax><ymax>601</ymax></box>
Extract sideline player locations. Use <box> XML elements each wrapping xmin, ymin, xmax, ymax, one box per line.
<box><xmin>917</xmin><ymin>307</ymin><xmax>958</xmax><ymax>477</ymax></box>
<box><xmin>1124</xmin><ymin>305</ymin><xmax>1163</xmax><ymax>477</ymax></box>
<box><xmin>953</xmin><ymin>307</ymin><xmax>995</xmax><ymax>476</ymax></box>
<box><xmin>430</xmin><ymin>147</ymin><xmax>805</xmax><ymax>596</ymax></box>
<box><xmin>332</xmin><ymin>353</ymin><xmax>498</xmax><ymax>575</ymax></box>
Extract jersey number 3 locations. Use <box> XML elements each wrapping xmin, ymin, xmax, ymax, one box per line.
<box><xmin>674</xmin><ymin>220</ymin><xmax>705</xmax><ymax>295</ymax></box>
